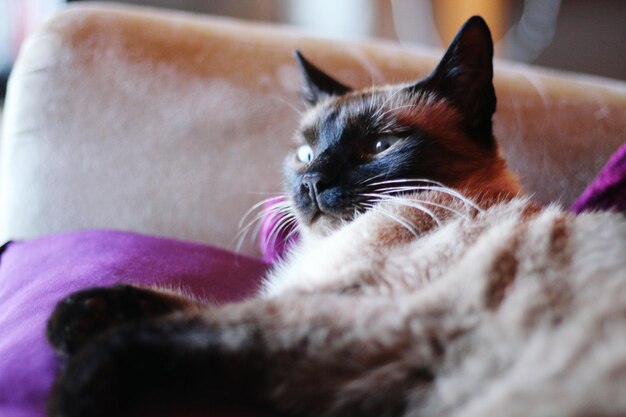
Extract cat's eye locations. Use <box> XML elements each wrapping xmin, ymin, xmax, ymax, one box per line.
<box><xmin>370</xmin><ymin>135</ymin><xmax>401</xmax><ymax>155</ymax></box>
<box><xmin>296</xmin><ymin>144</ymin><xmax>314</xmax><ymax>163</ymax></box>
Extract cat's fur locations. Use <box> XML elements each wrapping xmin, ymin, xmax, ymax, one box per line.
<box><xmin>46</xmin><ymin>16</ymin><xmax>626</xmax><ymax>417</ymax></box>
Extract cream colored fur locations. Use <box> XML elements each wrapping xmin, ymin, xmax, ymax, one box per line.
<box><xmin>258</xmin><ymin>191</ymin><xmax>626</xmax><ymax>416</ymax></box>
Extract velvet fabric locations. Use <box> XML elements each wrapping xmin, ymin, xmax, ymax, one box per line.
<box><xmin>259</xmin><ymin>197</ymin><xmax>299</xmax><ymax>264</ymax></box>
<box><xmin>0</xmin><ymin>230</ymin><xmax>269</xmax><ymax>417</ymax></box>
<box><xmin>571</xmin><ymin>142</ymin><xmax>626</xmax><ymax>214</ymax></box>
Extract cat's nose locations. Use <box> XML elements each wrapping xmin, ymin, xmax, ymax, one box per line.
<box><xmin>301</xmin><ymin>173</ymin><xmax>328</xmax><ymax>202</ymax></box>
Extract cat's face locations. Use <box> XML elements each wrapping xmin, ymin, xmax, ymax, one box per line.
<box><xmin>286</xmin><ymin>17</ymin><xmax>514</xmax><ymax>236</ymax></box>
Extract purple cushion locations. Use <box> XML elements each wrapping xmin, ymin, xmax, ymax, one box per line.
<box><xmin>258</xmin><ymin>197</ymin><xmax>299</xmax><ymax>264</ymax></box>
<box><xmin>572</xmin><ymin>141</ymin><xmax>626</xmax><ymax>214</ymax></box>
<box><xmin>0</xmin><ymin>229</ymin><xmax>270</xmax><ymax>417</ymax></box>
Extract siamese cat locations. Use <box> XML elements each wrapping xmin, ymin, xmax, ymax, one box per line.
<box><xmin>47</xmin><ymin>16</ymin><xmax>626</xmax><ymax>417</ymax></box>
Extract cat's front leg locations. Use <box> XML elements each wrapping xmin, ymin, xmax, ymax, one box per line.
<box><xmin>48</xmin><ymin>294</ymin><xmax>444</xmax><ymax>417</ymax></box>
<box><xmin>47</xmin><ymin>284</ymin><xmax>202</xmax><ymax>357</ymax></box>
<box><xmin>47</xmin><ymin>311</ymin><xmax>268</xmax><ymax>417</ymax></box>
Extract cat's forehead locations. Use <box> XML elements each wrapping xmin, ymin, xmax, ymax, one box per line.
<box><xmin>297</xmin><ymin>85</ymin><xmax>405</xmax><ymax>142</ymax></box>
<box><xmin>297</xmin><ymin>84</ymin><xmax>461</xmax><ymax>144</ymax></box>
<box><xmin>299</xmin><ymin>85</ymin><xmax>399</xmax><ymax>125</ymax></box>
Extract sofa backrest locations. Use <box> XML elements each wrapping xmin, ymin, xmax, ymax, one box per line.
<box><xmin>2</xmin><ymin>3</ymin><xmax>625</xmax><ymax>256</ymax></box>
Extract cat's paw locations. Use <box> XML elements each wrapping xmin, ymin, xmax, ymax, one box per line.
<box><xmin>47</xmin><ymin>284</ymin><xmax>185</xmax><ymax>357</ymax></box>
<box><xmin>47</xmin><ymin>326</ymin><xmax>138</xmax><ymax>417</ymax></box>
<box><xmin>47</xmin><ymin>320</ymin><xmax>200</xmax><ymax>417</ymax></box>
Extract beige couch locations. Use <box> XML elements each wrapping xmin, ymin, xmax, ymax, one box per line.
<box><xmin>2</xmin><ymin>2</ymin><xmax>625</xmax><ymax>258</ymax></box>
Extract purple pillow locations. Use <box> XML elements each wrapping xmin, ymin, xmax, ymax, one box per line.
<box><xmin>0</xmin><ymin>230</ymin><xmax>271</xmax><ymax>417</ymax></box>
<box><xmin>258</xmin><ymin>197</ymin><xmax>299</xmax><ymax>263</ymax></box>
<box><xmin>571</xmin><ymin>141</ymin><xmax>626</xmax><ymax>214</ymax></box>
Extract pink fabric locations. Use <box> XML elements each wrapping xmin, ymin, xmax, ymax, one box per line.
<box><xmin>572</xmin><ymin>142</ymin><xmax>626</xmax><ymax>214</ymax></box>
<box><xmin>258</xmin><ymin>197</ymin><xmax>299</xmax><ymax>263</ymax></box>
<box><xmin>0</xmin><ymin>230</ymin><xmax>271</xmax><ymax>417</ymax></box>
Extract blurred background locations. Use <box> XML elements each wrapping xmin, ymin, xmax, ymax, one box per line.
<box><xmin>1</xmin><ymin>0</ymin><xmax>625</xmax><ymax>102</ymax></box>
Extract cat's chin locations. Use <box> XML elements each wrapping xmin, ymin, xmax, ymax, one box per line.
<box><xmin>302</xmin><ymin>213</ymin><xmax>347</xmax><ymax>237</ymax></box>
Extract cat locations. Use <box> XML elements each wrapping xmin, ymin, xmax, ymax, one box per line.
<box><xmin>46</xmin><ymin>16</ymin><xmax>626</xmax><ymax>417</ymax></box>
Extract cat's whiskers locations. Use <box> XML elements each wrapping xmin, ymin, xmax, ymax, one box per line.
<box><xmin>360</xmin><ymin>201</ymin><xmax>419</xmax><ymax>238</ymax></box>
<box><xmin>234</xmin><ymin>195</ymin><xmax>291</xmax><ymax>253</ymax></box>
<box><xmin>361</xmin><ymin>193</ymin><xmax>444</xmax><ymax>227</ymax></box>
<box><xmin>236</xmin><ymin>202</ymin><xmax>292</xmax><ymax>244</ymax></box>
<box><xmin>387</xmin><ymin>195</ymin><xmax>469</xmax><ymax>220</ymax></box>
<box><xmin>365</xmin><ymin>192</ymin><xmax>468</xmax><ymax>222</ymax></box>
<box><xmin>234</xmin><ymin>212</ymin><xmax>269</xmax><ymax>253</ymax></box>
<box><xmin>356</xmin><ymin>177</ymin><xmax>482</xmax><ymax>226</ymax></box>
<box><xmin>238</xmin><ymin>196</ymin><xmax>287</xmax><ymax>229</ymax></box>
<box><xmin>283</xmin><ymin>220</ymin><xmax>302</xmax><ymax>246</ymax></box>
<box><xmin>354</xmin><ymin>171</ymin><xmax>391</xmax><ymax>186</ymax></box>
<box><xmin>376</xmin><ymin>185</ymin><xmax>474</xmax><ymax>208</ymax></box>
<box><xmin>266</xmin><ymin>212</ymin><xmax>298</xmax><ymax>253</ymax></box>
<box><xmin>367</xmin><ymin>179</ymin><xmax>484</xmax><ymax>213</ymax></box>
<box><xmin>264</xmin><ymin>215</ymin><xmax>292</xmax><ymax>249</ymax></box>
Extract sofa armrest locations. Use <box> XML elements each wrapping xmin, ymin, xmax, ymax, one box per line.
<box><xmin>2</xmin><ymin>3</ymin><xmax>625</xmax><ymax>256</ymax></box>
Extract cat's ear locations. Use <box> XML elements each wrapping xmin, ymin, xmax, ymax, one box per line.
<box><xmin>419</xmin><ymin>16</ymin><xmax>496</xmax><ymax>143</ymax></box>
<box><xmin>294</xmin><ymin>50</ymin><xmax>352</xmax><ymax>105</ymax></box>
